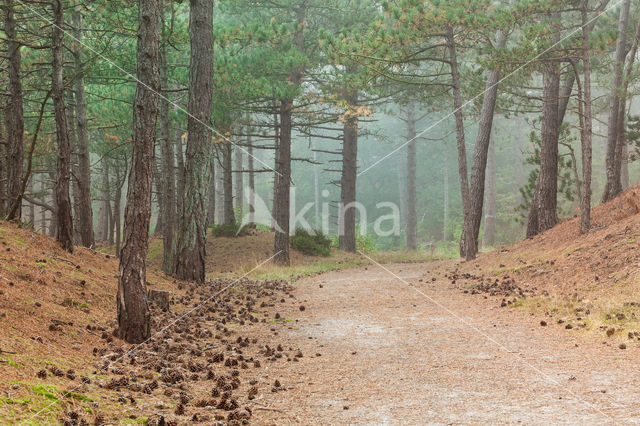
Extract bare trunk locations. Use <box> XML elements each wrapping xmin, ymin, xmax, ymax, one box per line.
<box><xmin>446</xmin><ymin>28</ymin><xmax>473</xmax><ymax>260</ymax></box>
<box><xmin>339</xmin><ymin>90</ymin><xmax>359</xmax><ymax>252</ymax></box>
<box><xmin>579</xmin><ymin>5</ymin><xmax>593</xmax><ymax>234</ymax></box>
<box><xmin>535</xmin><ymin>64</ymin><xmax>560</xmax><ymax>233</ymax></box>
<box><xmin>159</xmin><ymin>14</ymin><xmax>176</xmax><ymax>273</ymax></box>
<box><xmin>274</xmin><ymin>99</ymin><xmax>293</xmax><ymax>265</ymax></box>
<box><xmin>175</xmin><ymin>0</ymin><xmax>213</xmax><ymax>283</ymax></box>
<box><xmin>443</xmin><ymin>141</ymin><xmax>449</xmax><ymax>242</ymax></box>
<box><xmin>175</xmin><ymin>134</ymin><xmax>185</xmax><ymax>224</ymax></box>
<box><xmin>116</xmin><ymin>0</ymin><xmax>160</xmax><ymax>343</ymax></box>
<box><xmin>234</xmin><ymin>145</ymin><xmax>244</xmax><ymax>217</ymax></box>
<box><xmin>52</xmin><ymin>0</ymin><xmax>73</xmax><ymax>252</ymax></box>
<box><xmin>67</xmin><ymin>90</ymin><xmax>82</xmax><ymax>244</ymax></box>
<box><xmin>207</xmin><ymin>157</ymin><xmax>215</xmax><ymax>226</ymax></box>
<box><xmin>222</xmin><ymin>142</ymin><xmax>235</xmax><ymax>226</ymax></box>
<box><xmin>603</xmin><ymin>0</ymin><xmax>631</xmax><ymax>202</ymax></box>
<box><xmin>405</xmin><ymin>103</ymin><xmax>418</xmax><ymax>251</ymax></box>
<box><xmin>4</xmin><ymin>0</ymin><xmax>23</xmax><ymax>221</ymax></box>
<box><xmin>460</xmin><ymin>26</ymin><xmax>507</xmax><ymax>259</ymax></box>
<box><xmin>481</xmin><ymin>134</ymin><xmax>496</xmax><ymax>248</ymax></box>
<box><xmin>248</xmin><ymin>137</ymin><xmax>256</xmax><ymax>224</ymax></box>
<box><xmin>72</xmin><ymin>7</ymin><xmax>94</xmax><ymax>248</ymax></box>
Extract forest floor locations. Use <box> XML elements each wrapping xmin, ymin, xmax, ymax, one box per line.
<box><xmin>4</xmin><ymin>185</ymin><xmax>640</xmax><ymax>424</ymax></box>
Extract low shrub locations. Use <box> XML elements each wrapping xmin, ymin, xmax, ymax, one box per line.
<box><xmin>210</xmin><ymin>223</ymin><xmax>251</xmax><ymax>237</ymax></box>
<box><xmin>291</xmin><ymin>228</ymin><xmax>331</xmax><ymax>256</ymax></box>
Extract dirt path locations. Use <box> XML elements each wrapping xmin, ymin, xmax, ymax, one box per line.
<box><xmin>251</xmin><ymin>261</ymin><xmax>640</xmax><ymax>425</ymax></box>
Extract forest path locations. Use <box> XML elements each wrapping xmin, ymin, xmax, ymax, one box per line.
<box><xmin>251</xmin><ymin>261</ymin><xmax>640</xmax><ymax>425</ymax></box>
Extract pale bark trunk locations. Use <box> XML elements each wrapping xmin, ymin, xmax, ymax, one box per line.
<box><xmin>481</xmin><ymin>135</ymin><xmax>496</xmax><ymax>248</ymax></box>
<box><xmin>222</xmin><ymin>142</ymin><xmax>235</xmax><ymax>226</ymax></box>
<box><xmin>405</xmin><ymin>103</ymin><xmax>418</xmax><ymax>251</ymax></box>
<box><xmin>234</xmin><ymin>145</ymin><xmax>244</xmax><ymax>217</ymax></box>
<box><xmin>248</xmin><ymin>136</ymin><xmax>256</xmax><ymax>224</ymax></box>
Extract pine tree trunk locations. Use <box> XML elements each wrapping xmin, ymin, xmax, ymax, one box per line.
<box><xmin>463</xmin><ymin>28</ymin><xmax>506</xmax><ymax>259</ymax></box>
<box><xmin>175</xmin><ymin>0</ymin><xmax>213</xmax><ymax>283</ymax></box>
<box><xmin>4</xmin><ymin>0</ymin><xmax>23</xmax><ymax>221</ymax></box>
<box><xmin>603</xmin><ymin>0</ymin><xmax>631</xmax><ymax>202</ymax></box>
<box><xmin>248</xmin><ymin>138</ymin><xmax>256</xmax><ymax>224</ymax></box>
<box><xmin>442</xmin><ymin>141</ymin><xmax>449</xmax><ymax>242</ymax></box>
<box><xmin>222</xmin><ymin>142</ymin><xmax>235</xmax><ymax>226</ymax></box>
<box><xmin>72</xmin><ymin>7</ymin><xmax>94</xmax><ymax>248</ymax></box>
<box><xmin>67</xmin><ymin>90</ymin><xmax>82</xmax><ymax>245</ymax></box>
<box><xmin>579</xmin><ymin>5</ymin><xmax>593</xmax><ymax>234</ymax></box>
<box><xmin>234</xmin><ymin>145</ymin><xmax>244</xmax><ymax>217</ymax></box>
<box><xmin>481</xmin><ymin>135</ymin><xmax>496</xmax><ymax>248</ymax></box>
<box><xmin>339</xmin><ymin>90</ymin><xmax>358</xmax><ymax>253</ymax></box>
<box><xmin>274</xmin><ymin>99</ymin><xmax>293</xmax><ymax>265</ymax></box>
<box><xmin>207</xmin><ymin>158</ymin><xmax>215</xmax><ymax>226</ymax></box>
<box><xmin>52</xmin><ymin>0</ymin><xmax>73</xmax><ymax>252</ymax></box>
<box><xmin>153</xmin><ymin>160</ymin><xmax>165</xmax><ymax>236</ymax></box>
<box><xmin>98</xmin><ymin>159</ymin><xmax>111</xmax><ymax>242</ymax></box>
<box><xmin>175</xmin><ymin>134</ymin><xmax>185</xmax><ymax>224</ymax></box>
<box><xmin>0</xmin><ymin>118</ymin><xmax>5</xmax><ymax>216</ymax></box>
<box><xmin>215</xmin><ymin>153</ymin><xmax>224</xmax><ymax>223</ymax></box>
<box><xmin>159</xmin><ymin>14</ymin><xmax>176</xmax><ymax>273</ymax></box>
<box><xmin>27</xmin><ymin>175</ymin><xmax>34</xmax><ymax>225</ymax></box>
<box><xmin>116</xmin><ymin>0</ymin><xmax>160</xmax><ymax>343</ymax></box>
<box><xmin>446</xmin><ymin>27</ymin><xmax>474</xmax><ymax>260</ymax></box>
<box><xmin>535</xmin><ymin>64</ymin><xmax>560</xmax><ymax>233</ymax></box>
<box><xmin>405</xmin><ymin>103</ymin><xmax>418</xmax><ymax>251</ymax></box>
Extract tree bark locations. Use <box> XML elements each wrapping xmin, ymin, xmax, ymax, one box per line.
<box><xmin>580</xmin><ymin>5</ymin><xmax>593</xmax><ymax>234</ymax></box>
<box><xmin>175</xmin><ymin>0</ymin><xmax>213</xmax><ymax>284</ymax></box>
<box><xmin>72</xmin><ymin>7</ymin><xmax>94</xmax><ymax>248</ymax></box>
<box><xmin>535</xmin><ymin>63</ymin><xmax>560</xmax><ymax>233</ymax></box>
<box><xmin>339</xmin><ymin>90</ymin><xmax>358</xmax><ymax>253</ymax></box>
<box><xmin>405</xmin><ymin>103</ymin><xmax>418</xmax><ymax>251</ymax></box>
<box><xmin>459</xmin><ymin>25</ymin><xmax>507</xmax><ymax>259</ymax></box>
<box><xmin>603</xmin><ymin>0</ymin><xmax>631</xmax><ymax>202</ymax></box>
<box><xmin>248</xmin><ymin>136</ymin><xmax>256</xmax><ymax>224</ymax></box>
<box><xmin>175</xmin><ymin>134</ymin><xmax>185</xmax><ymax>225</ymax></box>
<box><xmin>52</xmin><ymin>0</ymin><xmax>74</xmax><ymax>252</ymax></box>
<box><xmin>98</xmin><ymin>159</ymin><xmax>111</xmax><ymax>242</ymax></box>
<box><xmin>443</xmin><ymin>141</ymin><xmax>449</xmax><ymax>242</ymax></box>
<box><xmin>274</xmin><ymin>99</ymin><xmax>293</xmax><ymax>265</ymax></box>
<box><xmin>222</xmin><ymin>142</ymin><xmax>235</xmax><ymax>226</ymax></box>
<box><xmin>159</xmin><ymin>20</ymin><xmax>175</xmax><ymax>274</ymax></box>
<box><xmin>446</xmin><ymin>27</ymin><xmax>474</xmax><ymax>260</ymax></box>
<box><xmin>4</xmin><ymin>0</ymin><xmax>24</xmax><ymax>221</ymax></box>
<box><xmin>481</xmin><ymin>134</ymin><xmax>496</xmax><ymax>248</ymax></box>
<box><xmin>206</xmin><ymin>157</ymin><xmax>215</xmax><ymax>226</ymax></box>
<box><xmin>116</xmin><ymin>0</ymin><xmax>160</xmax><ymax>343</ymax></box>
<box><xmin>234</xmin><ymin>144</ymin><xmax>244</xmax><ymax>217</ymax></box>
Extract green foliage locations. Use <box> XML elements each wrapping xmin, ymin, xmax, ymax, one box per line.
<box><xmin>291</xmin><ymin>228</ymin><xmax>332</xmax><ymax>256</ymax></box>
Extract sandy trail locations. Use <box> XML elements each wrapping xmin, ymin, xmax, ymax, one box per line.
<box><xmin>251</xmin><ymin>262</ymin><xmax>640</xmax><ymax>425</ymax></box>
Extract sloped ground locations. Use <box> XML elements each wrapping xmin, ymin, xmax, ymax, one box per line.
<box><xmin>447</xmin><ymin>184</ymin><xmax>640</xmax><ymax>341</ymax></box>
<box><xmin>0</xmin><ymin>222</ymin><xmax>304</xmax><ymax>424</ymax></box>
